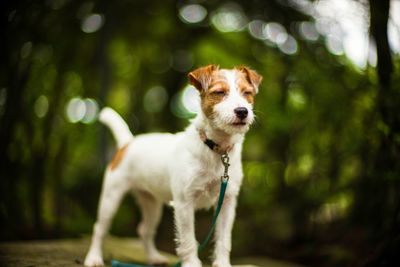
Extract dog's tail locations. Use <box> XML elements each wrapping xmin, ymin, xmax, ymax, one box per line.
<box><xmin>98</xmin><ymin>107</ymin><xmax>134</xmax><ymax>148</ymax></box>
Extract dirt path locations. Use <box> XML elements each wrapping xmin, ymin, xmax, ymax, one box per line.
<box><xmin>0</xmin><ymin>236</ymin><xmax>305</xmax><ymax>267</ymax></box>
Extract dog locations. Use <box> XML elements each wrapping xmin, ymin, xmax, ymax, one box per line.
<box><xmin>84</xmin><ymin>65</ymin><xmax>262</xmax><ymax>267</ymax></box>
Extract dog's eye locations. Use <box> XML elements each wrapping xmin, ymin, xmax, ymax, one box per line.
<box><xmin>211</xmin><ymin>90</ymin><xmax>226</xmax><ymax>96</ymax></box>
<box><xmin>243</xmin><ymin>91</ymin><xmax>253</xmax><ymax>96</ymax></box>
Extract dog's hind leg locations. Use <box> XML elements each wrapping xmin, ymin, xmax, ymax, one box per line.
<box><xmin>136</xmin><ymin>190</ymin><xmax>168</xmax><ymax>265</ymax></box>
<box><xmin>84</xmin><ymin>171</ymin><xmax>129</xmax><ymax>267</ymax></box>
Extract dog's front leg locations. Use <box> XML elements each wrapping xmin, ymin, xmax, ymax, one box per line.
<box><xmin>212</xmin><ymin>195</ymin><xmax>237</xmax><ymax>267</ymax></box>
<box><xmin>174</xmin><ymin>201</ymin><xmax>202</xmax><ymax>267</ymax></box>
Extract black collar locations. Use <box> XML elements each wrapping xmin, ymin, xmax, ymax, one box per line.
<box><xmin>203</xmin><ymin>138</ymin><xmax>220</xmax><ymax>152</ymax></box>
<box><xmin>198</xmin><ymin>129</ymin><xmax>233</xmax><ymax>155</ymax></box>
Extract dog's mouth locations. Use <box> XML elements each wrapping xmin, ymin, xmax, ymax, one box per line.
<box><xmin>232</xmin><ymin>121</ymin><xmax>247</xmax><ymax>126</ymax></box>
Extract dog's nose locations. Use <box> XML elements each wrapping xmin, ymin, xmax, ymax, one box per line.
<box><xmin>234</xmin><ymin>107</ymin><xmax>248</xmax><ymax>120</ymax></box>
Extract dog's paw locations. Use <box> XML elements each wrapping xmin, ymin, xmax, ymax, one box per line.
<box><xmin>84</xmin><ymin>252</ymin><xmax>104</xmax><ymax>267</ymax></box>
<box><xmin>212</xmin><ymin>260</ymin><xmax>232</xmax><ymax>267</ymax></box>
<box><xmin>148</xmin><ymin>252</ymin><xmax>169</xmax><ymax>266</ymax></box>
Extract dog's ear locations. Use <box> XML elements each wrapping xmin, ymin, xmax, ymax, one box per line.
<box><xmin>188</xmin><ymin>65</ymin><xmax>218</xmax><ymax>91</ymax></box>
<box><xmin>237</xmin><ymin>66</ymin><xmax>263</xmax><ymax>93</ymax></box>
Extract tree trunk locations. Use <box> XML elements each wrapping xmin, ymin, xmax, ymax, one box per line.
<box><xmin>355</xmin><ymin>0</ymin><xmax>400</xmax><ymax>265</ymax></box>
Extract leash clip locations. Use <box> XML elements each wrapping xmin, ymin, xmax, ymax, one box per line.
<box><xmin>220</xmin><ymin>153</ymin><xmax>230</xmax><ymax>182</ymax></box>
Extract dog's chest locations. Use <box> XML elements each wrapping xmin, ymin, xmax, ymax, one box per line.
<box><xmin>191</xmin><ymin>162</ymin><xmax>224</xmax><ymax>209</ymax></box>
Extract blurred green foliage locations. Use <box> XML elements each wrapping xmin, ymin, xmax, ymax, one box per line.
<box><xmin>1</xmin><ymin>0</ymin><xmax>400</xmax><ymax>266</ymax></box>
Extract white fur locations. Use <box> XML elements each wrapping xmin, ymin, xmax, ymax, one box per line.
<box><xmin>84</xmin><ymin>70</ymin><xmax>256</xmax><ymax>267</ymax></box>
<box><xmin>98</xmin><ymin>107</ymin><xmax>134</xmax><ymax>148</ymax></box>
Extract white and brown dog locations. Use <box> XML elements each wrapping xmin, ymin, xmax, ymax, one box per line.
<box><xmin>84</xmin><ymin>65</ymin><xmax>262</xmax><ymax>267</ymax></box>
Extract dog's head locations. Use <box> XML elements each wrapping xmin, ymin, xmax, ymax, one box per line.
<box><xmin>188</xmin><ymin>65</ymin><xmax>262</xmax><ymax>134</ymax></box>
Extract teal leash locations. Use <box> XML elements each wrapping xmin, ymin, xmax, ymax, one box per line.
<box><xmin>112</xmin><ymin>153</ymin><xmax>230</xmax><ymax>267</ymax></box>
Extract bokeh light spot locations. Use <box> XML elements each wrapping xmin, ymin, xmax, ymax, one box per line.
<box><xmin>298</xmin><ymin>21</ymin><xmax>319</xmax><ymax>41</ymax></box>
<box><xmin>82</xmin><ymin>98</ymin><xmax>99</xmax><ymax>124</ymax></box>
<box><xmin>179</xmin><ymin>4</ymin><xmax>207</xmax><ymax>24</ymax></box>
<box><xmin>326</xmin><ymin>35</ymin><xmax>344</xmax><ymax>55</ymax></box>
<box><xmin>248</xmin><ymin>20</ymin><xmax>267</xmax><ymax>40</ymax></box>
<box><xmin>171</xmin><ymin>85</ymin><xmax>199</xmax><ymax>118</ymax></box>
<box><xmin>288</xmin><ymin>86</ymin><xmax>306</xmax><ymax>110</ymax></box>
<box><xmin>211</xmin><ymin>3</ymin><xmax>247</xmax><ymax>32</ymax></box>
<box><xmin>66</xmin><ymin>97</ymin><xmax>99</xmax><ymax>124</ymax></box>
<box><xmin>144</xmin><ymin>86</ymin><xmax>168</xmax><ymax>113</ymax></box>
<box><xmin>34</xmin><ymin>95</ymin><xmax>49</xmax><ymax>118</ymax></box>
<box><xmin>181</xmin><ymin>85</ymin><xmax>200</xmax><ymax>114</ymax></box>
<box><xmin>264</xmin><ymin>22</ymin><xmax>287</xmax><ymax>44</ymax></box>
<box><xmin>66</xmin><ymin>97</ymin><xmax>86</xmax><ymax>123</ymax></box>
<box><xmin>278</xmin><ymin>35</ymin><xmax>298</xmax><ymax>55</ymax></box>
<box><xmin>299</xmin><ymin>154</ymin><xmax>314</xmax><ymax>175</ymax></box>
<box><xmin>81</xmin><ymin>13</ymin><xmax>104</xmax><ymax>33</ymax></box>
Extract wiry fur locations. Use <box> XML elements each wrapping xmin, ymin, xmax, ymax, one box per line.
<box><xmin>84</xmin><ymin>65</ymin><xmax>262</xmax><ymax>267</ymax></box>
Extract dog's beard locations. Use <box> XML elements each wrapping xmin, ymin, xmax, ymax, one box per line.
<box><xmin>208</xmin><ymin>112</ymin><xmax>253</xmax><ymax>135</ymax></box>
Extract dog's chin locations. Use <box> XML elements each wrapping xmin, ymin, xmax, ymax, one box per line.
<box><xmin>227</xmin><ymin>122</ymin><xmax>251</xmax><ymax>134</ymax></box>
<box><xmin>212</xmin><ymin>119</ymin><xmax>251</xmax><ymax>135</ymax></box>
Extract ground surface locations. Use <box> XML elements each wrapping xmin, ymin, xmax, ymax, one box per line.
<box><xmin>0</xmin><ymin>236</ymin><xmax>305</xmax><ymax>267</ymax></box>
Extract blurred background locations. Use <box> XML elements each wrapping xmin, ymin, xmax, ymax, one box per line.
<box><xmin>1</xmin><ymin>0</ymin><xmax>400</xmax><ymax>266</ymax></box>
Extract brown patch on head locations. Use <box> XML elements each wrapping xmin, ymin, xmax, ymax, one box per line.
<box><xmin>236</xmin><ymin>66</ymin><xmax>263</xmax><ymax>94</ymax></box>
<box><xmin>236</xmin><ymin>70</ymin><xmax>257</xmax><ymax>104</ymax></box>
<box><xmin>109</xmin><ymin>143</ymin><xmax>129</xmax><ymax>171</ymax></box>
<box><xmin>188</xmin><ymin>65</ymin><xmax>229</xmax><ymax>118</ymax></box>
<box><xmin>188</xmin><ymin>64</ymin><xmax>218</xmax><ymax>91</ymax></box>
<box><xmin>199</xmin><ymin>71</ymin><xmax>230</xmax><ymax>118</ymax></box>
